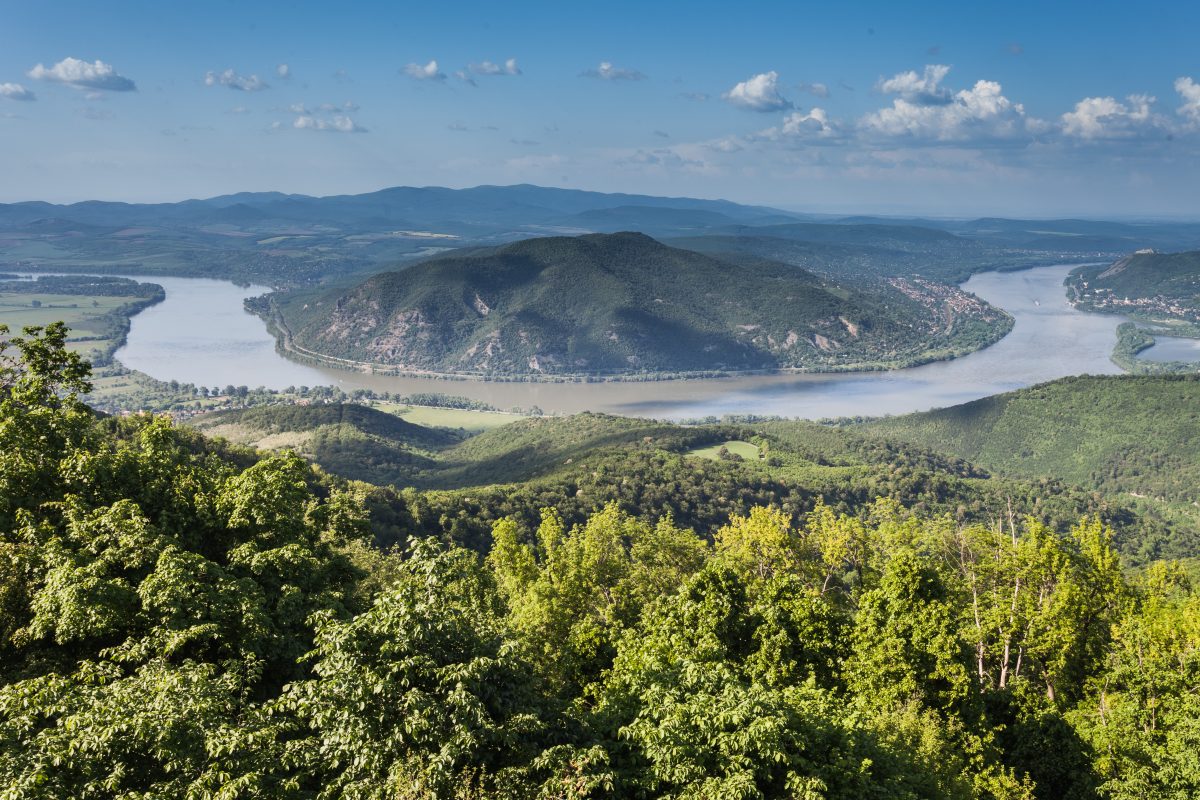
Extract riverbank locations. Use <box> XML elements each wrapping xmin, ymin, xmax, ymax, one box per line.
<box><xmin>1111</xmin><ymin>322</ymin><xmax>1200</xmax><ymax>374</ymax></box>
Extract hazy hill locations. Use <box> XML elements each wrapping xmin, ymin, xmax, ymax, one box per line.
<box><xmin>0</xmin><ymin>184</ymin><xmax>794</xmax><ymax>234</ymax></box>
<box><xmin>272</xmin><ymin>232</ymin><xmax>1011</xmax><ymax>375</ymax></box>
<box><xmin>670</xmin><ymin>233</ymin><xmax>990</xmax><ymax>283</ymax></box>
<box><xmin>1069</xmin><ymin>250</ymin><xmax>1200</xmax><ymax>318</ymax></box>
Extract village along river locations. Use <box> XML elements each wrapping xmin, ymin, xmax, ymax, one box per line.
<box><xmin>109</xmin><ymin>263</ymin><xmax>1126</xmax><ymax>420</ymax></box>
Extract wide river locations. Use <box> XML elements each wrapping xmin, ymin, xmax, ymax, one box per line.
<box><xmin>110</xmin><ymin>263</ymin><xmax>1125</xmax><ymax>419</ymax></box>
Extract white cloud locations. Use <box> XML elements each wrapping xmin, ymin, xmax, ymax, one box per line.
<box><xmin>288</xmin><ymin>100</ymin><xmax>359</xmax><ymax>115</ymax></box>
<box><xmin>0</xmin><ymin>82</ymin><xmax>35</xmax><ymax>101</ymax></box>
<box><xmin>1061</xmin><ymin>94</ymin><xmax>1158</xmax><ymax>139</ymax></box>
<box><xmin>205</xmin><ymin>69</ymin><xmax>268</xmax><ymax>92</ymax></box>
<box><xmin>862</xmin><ymin>70</ymin><xmax>1032</xmax><ymax>142</ymax></box>
<box><xmin>749</xmin><ymin>108</ymin><xmax>842</xmax><ymax>147</ymax></box>
<box><xmin>469</xmin><ymin>58</ymin><xmax>521</xmax><ymax>76</ymax></box>
<box><xmin>453</xmin><ymin>70</ymin><xmax>477</xmax><ymax>86</ymax></box>
<box><xmin>404</xmin><ymin>60</ymin><xmax>445</xmax><ymax>81</ymax></box>
<box><xmin>1176</xmin><ymin>77</ymin><xmax>1200</xmax><ymax>125</ymax></box>
<box><xmin>777</xmin><ymin>108</ymin><xmax>839</xmax><ymax>139</ymax></box>
<box><xmin>293</xmin><ymin>114</ymin><xmax>366</xmax><ymax>133</ymax></box>
<box><xmin>28</xmin><ymin>57</ymin><xmax>136</xmax><ymax>91</ymax></box>
<box><xmin>723</xmin><ymin>71</ymin><xmax>792</xmax><ymax>112</ymax></box>
<box><xmin>580</xmin><ymin>61</ymin><xmax>647</xmax><ymax>81</ymax></box>
<box><xmin>797</xmin><ymin>81</ymin><xmax>830</xmax><ymax>99</ymax></box>
<box><xmin>878</xmin><ymin>64</ymin><xmax>952</xmax><ymax>105</ymax></box>
<box><xmin>276</xmin><ymin>63</ymin><xmax>291</xmax><ymax>79</ymax></box>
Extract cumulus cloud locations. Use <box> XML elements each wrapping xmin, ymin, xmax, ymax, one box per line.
<box><xmin>750</xmin><ymin>108</ymin><xmax>842</xmax><ymax>145</ymax></box>
<box><xmin>1176</xmin><ymin>77</ymin><xmax>1200</xmax><ymax>125</ymax></box>
<box><xmin>0</xmin><ymin>82</ymin><xmax>35</xmax><ymax>101</ymax></box>
<box><xmin>469</xmin><ymin>58</ymin><xmax>521</xmax><ymax>76</ymax></box>
<box><xmin>276</xmin><ymin>63</ymin><xmax>291</xmax><ymax>79</ymax></box>
<box><xmin>404</xmin><ymin>60</ymin><xmax>445</xmax><ymax>81</ymax></box>
<box><xmin>205</xmin><ymin>69</ymin><xmax>268</xmax><ymax>92</ymax></box>
<box><xmin>293</xmin><ymin>114</ymin><xmax>366</xmax><ymax>133</ymax></box>
<box><xmin>28</xmin><ymin>57</ymin><xmax>136</xmax><ymax>91</ymax></box>
<box><xmin>862</xmin><ymin>67</ymin><xmax>1033</xmax><ymax>142</ymax></box>
<box><xmin>779</xmin><ymin>108</ymin><xmax>839</xmax><ymax>138</ymax></box>
<box><xmin>289</xmin><ymin>101</ymin><xmax>359</xmax><ymax>114</ymax></box>
<box><xmin>723</xmin><ymin>71</ymin><xmax>792</xmax><ymax>112</ymax></box>
<box><xmin>877</xmin><ymin>64</ymin><xmax>952</xmax><ymax>105</ymax></box>
<box><xmin>1061</xmin><ymin>94</ymin><xmax>1159</xmax><ymax>139</ymax></box>
<box><xmin>580</xmin><ymin>61</ymin><xmax>646</xmax><ymax>81</ymax></box>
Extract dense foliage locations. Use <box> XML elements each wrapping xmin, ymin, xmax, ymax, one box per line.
<box><xmin>190</xmin><ymin>404</ymin><xmax>1179</xmax><ymax>565</ymax></box>
<box><xmin>3</xmin><ymin>330</ymin><xmax>1200</xmax><ymax>798</ymax></box>
<box><xmin>866</xmin><ymin>375</ymin><xmax>1200</xmax><ymax>547</ymax></box>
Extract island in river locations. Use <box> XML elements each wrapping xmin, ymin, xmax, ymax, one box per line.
<box><xmin>106</xmin><ymin>262</ymin><xmax>1129</xmax><ymax>420</ymax></box>
<box><xmin>254</xmin><ymin>232</ymin><xmax>1013</xmax><ymax>379</ymax></box>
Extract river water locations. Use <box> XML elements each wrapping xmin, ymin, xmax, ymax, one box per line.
<box><xmin>107</xmin><ymin>263</ymin><xmax>1125</xmax><ymax>419</ymax></box>
<box><xmin>1139</xmin><ymin>335</ymin><xmax>1200</xmax><ymax>362</ymax></box>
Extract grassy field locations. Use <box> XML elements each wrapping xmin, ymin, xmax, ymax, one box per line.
<box><xmin>373</xmin><ymin>402</ymin><xmax>522</xmax><ymax>432</ymax></box>
<box><xmin>687</xmin><ymin>439</ymin><xmax>762</xmax><ymax>461</ymax></box>
<box><xmin>0</xmin><ymin>291</ymin><xmax>139</xmax><ymax>361</ymax></box>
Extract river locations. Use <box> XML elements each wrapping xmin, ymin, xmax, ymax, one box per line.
<box><xmin>108</xmin><ymin>263</ymin><xmax>1125</xmax><ymax>419</ymax></box>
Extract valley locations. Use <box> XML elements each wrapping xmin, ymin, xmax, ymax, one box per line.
<box><xmin>7</xmin><ymin>3</ymin><xmax>1200</xmax><ymax>794</ymax></box>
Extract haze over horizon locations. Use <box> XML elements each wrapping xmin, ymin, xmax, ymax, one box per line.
<box><xmin>3</xmin><ymin>0</ymin><xmax>1199</xmax><ymax>218</ymax></box>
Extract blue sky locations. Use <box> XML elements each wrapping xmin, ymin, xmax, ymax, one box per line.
<box><xmin>2</xmin><ymin>0</ymin><xmax>1199</xmax><ymax>217</ymax></box>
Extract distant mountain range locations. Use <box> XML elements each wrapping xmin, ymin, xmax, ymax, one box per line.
<box><xmin>265</xmin><ymin>231</ymin><xmax>1012</xmax><ymax>376</ymax></box>
<box><xmin>0</xmin><ymin>184</ymin><xmax>793</xmax><ymax>237</ymax></box>
<box><xmin>4</xmin><ymin>183</ymin><xmax>1199</xmax><ymax>246</ymax></box>
<box><xmin>4</xmin><ymin>183</ymin><xmax>1200</xmax><ymax>289</ymax></box>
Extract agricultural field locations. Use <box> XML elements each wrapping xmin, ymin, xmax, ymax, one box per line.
<box><xmin>0</xmin><ymin>278</ymin><xmax>163</xmax><ymax>364</ymax></box>
<box><xmin>687</xmin><ymin>439</ymin><xmax>763</xmax><ymax>461</ymax></box>
<box><xmin>373</xmin><ymin>401</ymin><xmax>522</xmax><ymax>432</ymax></box>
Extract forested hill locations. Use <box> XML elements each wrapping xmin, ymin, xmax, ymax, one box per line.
<box><xmin>864</xmin><ymin>375</ymin><xmax>1200</xmax><ymax>530</ymax></box>
<box><xmin>4</xmin><ymin>324</ymin><xmax>1200</xmax><ymax>798</ymax></box>
<box><xmin>190</xmin><ymin>398</ymin><xmax>1191</xmax><ymax>564</ymax></box>
<box><xmin>1069</xmin><ymin>249</ymin><xmax>1200</xmax><ymax>319</ymax></box>
<box><xmin>271</xmin><ymin>231</ymin><xmax>1011</xmax><ymax>376</ymax></box>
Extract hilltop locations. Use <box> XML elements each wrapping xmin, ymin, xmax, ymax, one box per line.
<box><xmin>266</xmin><ymin>232</ymin><xmax>1011</xmax><ymax>376</ymax></box>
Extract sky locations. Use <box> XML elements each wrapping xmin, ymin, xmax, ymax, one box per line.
<box><xmin>2</xmin><ymin>0</ymin><xmax>1199</xmax><ymax>218</ymax></box>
